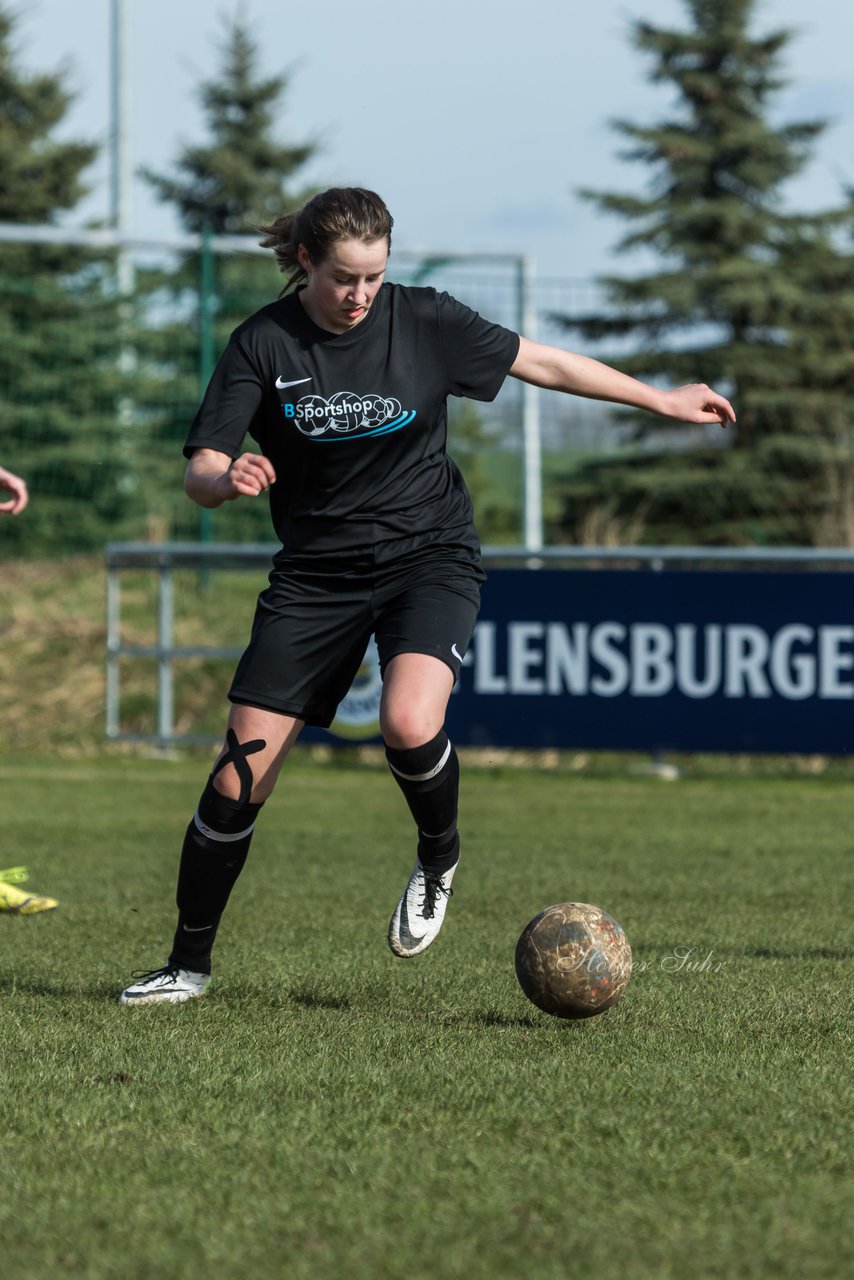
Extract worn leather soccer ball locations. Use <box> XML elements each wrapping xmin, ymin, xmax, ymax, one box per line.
<box><xmin>515</xmin><ymin>902</ymin><xmax>632</xmax><ymax>1019</ymax></box>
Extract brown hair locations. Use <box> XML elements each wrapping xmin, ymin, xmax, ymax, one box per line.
<box><xmin>258</xmin><ymin>187</ymin><xmax>393</xmax><ymax>293</ymax></box>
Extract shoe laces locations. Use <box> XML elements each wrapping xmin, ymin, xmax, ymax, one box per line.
<box><xmin>131</xmin><ymin>964</ymin><xmax>180</xmax><ymax>985</ymax></box>
<box><xmin>421</xmin><ymin>873</ymin><xmax>453</xmax><ymax>920</ymax></box>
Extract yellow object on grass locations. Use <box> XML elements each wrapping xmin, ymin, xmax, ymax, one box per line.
<box><xmin>0</xmin><ymin>866</ymin><xmax>59</xmax><ymax>914</ymax></box>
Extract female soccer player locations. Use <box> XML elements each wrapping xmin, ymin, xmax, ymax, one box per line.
<box><xmin>119</xmin><ymin>187</ymin><xmax>734</xmax><ymax>1004</ymax></box>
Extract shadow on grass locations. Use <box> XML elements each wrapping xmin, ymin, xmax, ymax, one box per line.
<box><xmin>0</xmin><ymin>977</ymin><xmax>570</xmax><ymax>1028</ymax></box>
<box><xmin>0</xmin><ymin>975</ymin><xmax>110</xmax><ymax>999</ymax></box>
<box><xmin>288</xmin><ymin>987</ymin><xmax>540</xmax><ymax>1029</ymax></box>
<box><xmin>0</xmin><ymin>975</ymin><xmax>195</xmax><ymax>1002</ymax></box>
<box><xmin>636</xmin><ymin>942</ymin><xmax>852</xmax><ymax>964</ymax></box>
<box><xmin>408</xmin><ymin>1009</ymin><xmax>541</xmax><ymax>1029</ymax></box>
<box><xmin>481</xmin><ymin>1010</ymin><xmax>540</xmax><ymax>1029</ymax></box>
<box><xmin>289</xmin><ymin>990</ymin><xmax>352</xmax><ymax>1012</ymax></box>
<box><xmin>741</xmin><ymin>946</ymin><xmax>852</xmax><ymax>961</ymax></box>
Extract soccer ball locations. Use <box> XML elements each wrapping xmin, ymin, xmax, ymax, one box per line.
<box><xmin>514</xmin><ymin>902</ymin><xmax>632</xmax><ymax>1019</ymax></box>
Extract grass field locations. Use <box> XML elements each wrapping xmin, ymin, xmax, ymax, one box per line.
<box><xmin>1</xmin><ymin>753</ymin><xmax>851</xmax><ymax>1279</ymax></box>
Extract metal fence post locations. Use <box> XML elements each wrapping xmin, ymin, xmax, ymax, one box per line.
<box><xmin>519</xmin><ymin>255</ymin><xmax>543</xmax><ymax>552</ymax></box>
<box><xmin>105</xmin><ymin>566</ymin><xmax>121</xmax><ymax>739</ymax></box>
<box><xmin>156</xmin><ymin>562</ymin><xmax>174</xmax><ymax>745</ymax></box>
<box><xmin>198</xmin><ymin>223</ymin><xmax>216</xmax><ymax>560</ymax></box>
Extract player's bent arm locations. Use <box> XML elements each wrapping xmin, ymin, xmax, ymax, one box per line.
<box><xmin>508</xmin><ymin>336</ymin><xmax>735</xmax><ymax>427</ymax></box>
<box><xmin>184</xmin><ymin>448</ymin><xmax>277</xmax><ymax>508</ymax></box>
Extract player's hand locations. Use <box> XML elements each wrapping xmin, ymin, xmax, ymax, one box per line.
<box><xmin>0</xmin><ymin>466</ymin><xmax>29</xmax><ymax>515</ymax></box>
<box><xmin>660</xmin><ymin>384</ymin><xmax>736</xmax><ymax>428</ymax></box>
<box><xmin>221</xmin><ymin>452</ymin><xmax>277</xmax><ymax>501</ymax></box>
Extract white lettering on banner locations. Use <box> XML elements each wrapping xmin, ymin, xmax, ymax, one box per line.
<box><xmin>725</xmin><ymin>626</ymin><xmax>771</xmax><ymax>698</ymax></box>
<box><xmin>509</xmin><ymin>622</ymin><xmax>545</xmax><ymax>694</ymax></box>
<box><xmin>546</xmin><ymin>622</ymin><xmax>588</xmax><ymax>694</ymax></box>
<box><xmin>473</xmin><ymin>623</ymin><xmax>506</xmax><ymax>694</ymax></box>
<box><xmin>770</xmin><ymin>625</ymin><xmax>815</xmax><ymax>700</ymax></box>
<box><xmin>590</xmin><ymin>623</ymin><xmax>629</xmax><ymax>697</ymax></box>
<box><xmin>468</xmin><ymin>620</ymin><xmax>854</xmax><ymax>701</ymax></box>
<box><xmin>820</xmin><ymin>627</ymin><xmax>854</xmax><ymax>698</ymax></box>
<box><xmin>631</xmin><ymin>624</ymin><xmax>674</xmax><ymax>696</ymax></box>
<box><xmin>676</xmin><ymin>624</ymin><xmax>721</xmax><ymax>697</ymax></box>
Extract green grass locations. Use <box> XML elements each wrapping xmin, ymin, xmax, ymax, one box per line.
<box><xmin>1</xmin><ymin>755</ymin><xmax>851</xmax><ymax>1279</ymax></box>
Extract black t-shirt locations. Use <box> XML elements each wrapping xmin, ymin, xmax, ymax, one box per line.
<box><xmin>184</xmin><ymin>283</ymin><xmax>520</xmax><ymax>556</ymax></box>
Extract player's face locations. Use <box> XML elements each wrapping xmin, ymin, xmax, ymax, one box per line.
<box><xmin>298</xmin><ymin>238</ymin><xmax>388</xmax><ymax>333</ymax></box>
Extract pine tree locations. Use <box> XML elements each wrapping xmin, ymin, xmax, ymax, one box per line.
<box><xmin>137</xmin><ymin>13</ymin><xmax>320</xmax><ymax>541</ymax></box>
<box><xmin>0</xmin><ymin>8</ymin><xmax>93</xmax><ymax>224</ymax></box>
<box><xmin>552</xmin><ymin>0</ymin><xmax>854</xmax><ymax>546</ymax></box>
<box><xmin>0</xmin><ymin>4</ymin><xmax>139</xmax><ymax>556</ymax></box>
<box><xmin>142</xmin><ymin>15</ymin><xmax>315</xmax><ymax>237</ymax></box>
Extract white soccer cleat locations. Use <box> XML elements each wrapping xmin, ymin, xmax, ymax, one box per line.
<box><xmin>388</xmin><ymin>859</ymin><xmax>458</xmax><ymax>958</ymax></box>
<box><xmin>118</xmin><ymin>964</ymin><xmax>210</xmax><ymax>1006</ymax></box>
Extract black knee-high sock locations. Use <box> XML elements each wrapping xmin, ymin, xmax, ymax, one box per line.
<box><xmin>169</xmin><ymin>779</ymin><xmax>263</xmax><ymax>973</ymax></box>
<box><xmin>385</xmin><ymin>730</ymin><xmax>460</xmax><ymax>875</ymax></box>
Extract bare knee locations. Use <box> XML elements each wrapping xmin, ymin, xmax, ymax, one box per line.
<box><xmin>380</xmin><ymin>703</ymin><xmax>444</xmax><ymax>750</ymax></box>
<box><xmin>380</xmin><ymin>653</ymin><xmax>453</xmax><ymax>748</ymax></box>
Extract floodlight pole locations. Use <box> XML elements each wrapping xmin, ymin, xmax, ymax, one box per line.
<box><xmin>519</xmin><ymin>255</ymin><xmax>543</xmax><ymax>552</ymax></box>
<box><xmin>110</xmin><ymin>0</ymin><xmax>134</xmax><ymax>296</ymax></box>
<box><xmin>110</xmin><ymin>0</ymin><xmax>136</xmax><ymax>459</ymax></box>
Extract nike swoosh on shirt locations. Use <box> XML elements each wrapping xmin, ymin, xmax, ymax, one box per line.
<box><xmin>275</xmin><ymin>376</ymin><xmax>313</xmax><ymax>390</ymax></box>
<box><xmin>451</xmin><ymin>644</ymin><xmax>463</xmax><ymax>662</ymax></box>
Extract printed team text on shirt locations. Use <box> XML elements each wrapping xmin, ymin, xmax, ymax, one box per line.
<box><xmin>280</xmin><ymin>389</ymin><xmax>417</xmax><ymax>441</ymax></box>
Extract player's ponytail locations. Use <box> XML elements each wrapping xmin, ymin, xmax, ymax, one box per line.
<box><xmin>259</xmin><ymin>188</ymin><xmax>393</xmax><ymax>294</ymax></box>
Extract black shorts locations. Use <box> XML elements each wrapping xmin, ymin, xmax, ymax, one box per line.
<box><xmin>228</xmin><ymin>542</ymin><xmax>483</xmax><ymax>728</ymax></box>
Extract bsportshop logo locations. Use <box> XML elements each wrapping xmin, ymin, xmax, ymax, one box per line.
<box><xmin>281</xmin><ymin>390</ymin><xmax>416</xmax><ymax>441</ymax></box>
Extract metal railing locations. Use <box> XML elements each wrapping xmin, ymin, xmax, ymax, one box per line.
<box><xmin>105</xmin><ymin>540</ymin><xmax>854</xmax><ymax>748</ymax></box>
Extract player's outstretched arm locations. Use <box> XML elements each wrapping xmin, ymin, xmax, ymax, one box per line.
<box><xmin>0</xmin><ymin>465</ymin><xmax>29</xmax><ymax>515</ymax></box>
<box><xmin>184</xmin><ymin>448</ymin><xmax>277</xmax><ymax>508</ymax></box>
<box><xmin>509</xmin><ymin>336</ymin><xmax>735</xmax><ymax>428</ymax></box>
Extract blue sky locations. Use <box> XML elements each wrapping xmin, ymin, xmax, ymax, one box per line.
<box><xmin>20</xmin><ymin>0</ymin><xmax>854</xmax><ymax>280</ymax></box>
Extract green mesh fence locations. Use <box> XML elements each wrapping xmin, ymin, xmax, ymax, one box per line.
<box><xmin>8</xmin><ymin>230</ymin><xmax>842</xmax><ymax>557</ymax></box>
<box><xmin>1</xmin><ymin>239</ymin><xmax>582</xmax><ymax>558</ymax></box>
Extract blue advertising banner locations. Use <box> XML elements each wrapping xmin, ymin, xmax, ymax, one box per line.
<box><xmin>324</xmin><ymin>569</ymin><xmax>854</xmax><ymax>754</ymax></box>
